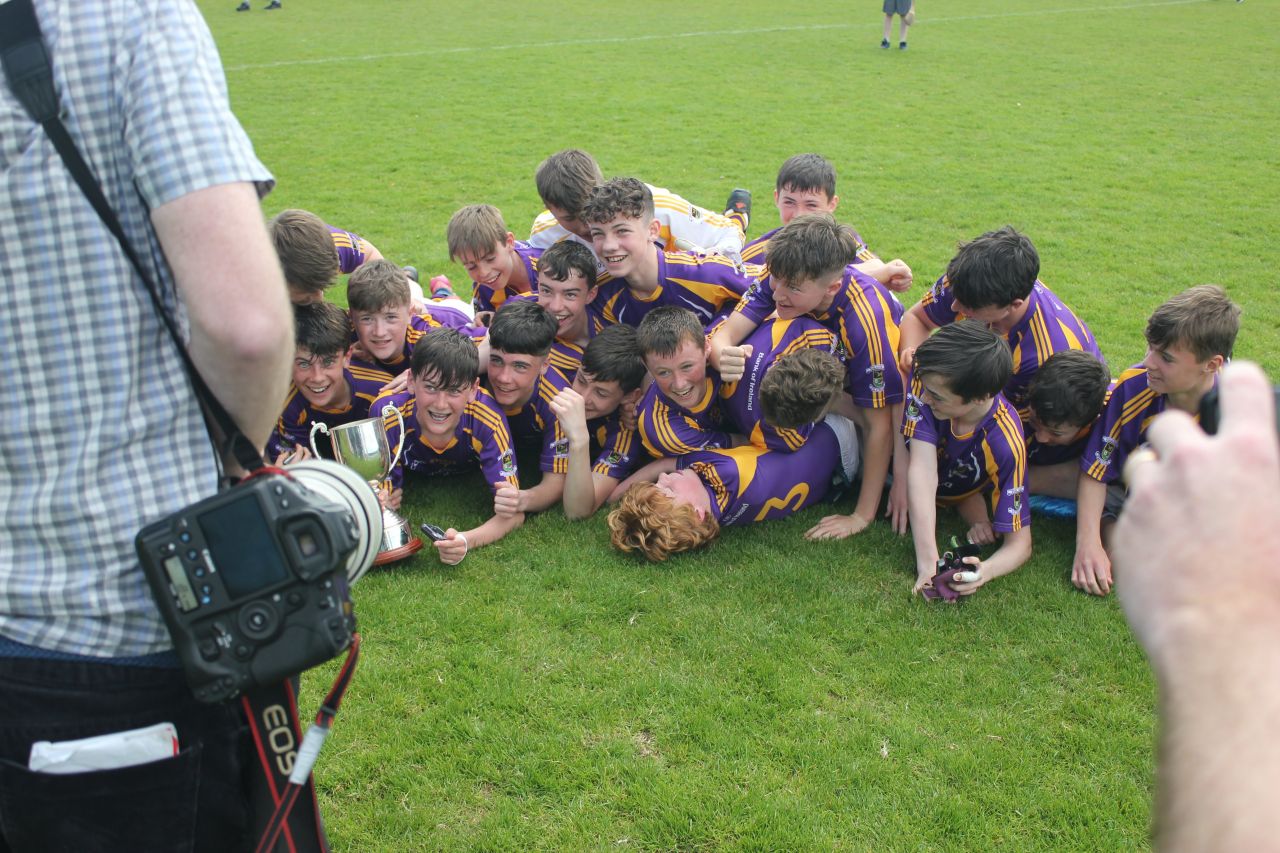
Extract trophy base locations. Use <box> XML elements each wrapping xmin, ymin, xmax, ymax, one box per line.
<box><xmin>374</xmin><ymin>537</ymin><xmax>424</xmax><ymax>566</ymax></box>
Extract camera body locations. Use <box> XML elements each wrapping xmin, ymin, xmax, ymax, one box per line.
<box><xmin>137</xmin><ymin>470</ymin><xmax>368</xmax><ymax>703</ymax></box>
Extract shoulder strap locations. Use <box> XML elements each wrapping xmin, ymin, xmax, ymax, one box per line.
<box><xmin>0</xmin><ymin>0</ymin><xmax>264</xmax><ymax>474</ymax></box>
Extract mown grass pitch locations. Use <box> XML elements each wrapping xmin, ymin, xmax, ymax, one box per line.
<box><xmin>205</xmin><ymin>0</ymin><xmax>1276</xmax><ymax>847</ymax></box>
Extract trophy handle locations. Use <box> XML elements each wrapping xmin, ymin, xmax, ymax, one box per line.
<box><xmin>309</xmin><ymin>421</ymin><xmax>331</xmax><ymax>458</ymax></box>
<box><xmin>382</xmin><ymin>404</ymin><xmax>406</xmax><ymax>481</ymax></box>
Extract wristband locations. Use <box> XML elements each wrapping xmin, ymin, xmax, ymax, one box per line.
<box><xmin>444</xmin><ymin>532</ymin><xmax>469</xmax><ymax>566</ymax></box>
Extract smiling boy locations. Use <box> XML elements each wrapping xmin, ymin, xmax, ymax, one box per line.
<box><xmin>346</xmin><ymin>259</ymin><xmax>484</xmax><ymax>378</ymax></box>
<box><xmin>902</xmin><ymin>321</ymin><xmax>1031</xmax><ymax>598</ymax></box>
<box><xmin>549</xmin><ymin>325</ymin><xmax>648</xmax><ymax>519</ymax></box>
<box><xmin>374</xmin><ymin>328</ymin><xmax>522</xmax><ymax>565</ymax></box>
<box><xmin>635</xmin><ymin>306</ymin><xmax>734</xmax><ymax>459</ymax></box>
<box><xmin>268</xmin><ymin>301</ymin><xmax>392</xmax><ymax>462</ymax></box>
<box><xmin>484</xmin><ymin>300</ymin><xmax>573</xmax><ymax>514</ymax></box>
<box><xmin>534</xmin><ymin>240</ymin><xmax>605</xmax><ymax>376</ymax></box>
<box><xmin>1071</xmin><ymin>285</ymin><xmax>1240</xmax><ymax>596</ymax></box>
<box><xmin>446</xmin><ymin>204</ymin><xmax>542</xmax><ymax>315</ymax></box>
<box><xmin>580</xmin><ymin>178</ymin><xmax>760</xmax><ymax>329</ymax></box>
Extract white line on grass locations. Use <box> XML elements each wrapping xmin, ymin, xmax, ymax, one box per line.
<box><xmin>224</xmin><ymin>0</ymin><xmax>1210</xmax><ymax>72</ymax></box>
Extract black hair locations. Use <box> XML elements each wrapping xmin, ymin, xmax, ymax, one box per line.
<box><xmin>538</xmin><ymin>240</ymin><xmax>598</xmax><ymax>290</ymax></box>
<box><xmin>410</xmin><ymin>328</ymin><xmax>480</xmax><ymax>390</ymax></box>
<box><xmin>912</xmin><ymin>320</ymin><xmax>1013</xmax><ymax>402</ymax></box>
<box><xmin>1027</xmin><ymin>351</ymin><xmax>1111</xmax><ymax>428</ymax></box>
<box><xmin>775</xmin><ymin>153</ymin><xmax>837</xmax><ymax>198</ymax></box>
<box><xmin>945</xmin><ymin>226</ymin><xmax>1040</xmax><ymax>309</ymax></box>
<box><xmin>489</xmin><ymin>299</ymin><xmax>558</xmax><ymax>357</ymax></box>
<box><xmin>294</xmin><ymin>301</ymin><xmax>351</xmax><ymax>358</ymax></box>
<box><xmin>581</xmin><ymin>325</ymin><xmax>646</xmax><ymax>393</ymax></box>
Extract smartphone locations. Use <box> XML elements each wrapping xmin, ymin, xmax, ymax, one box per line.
<box><xmin>420</xmin><ymin>523</ymin><xmax>447</xmax><ymax>542</ymax></box>
<box><xmin>1198</xmin><ymin>385</ymin><xmax>1280</xmax><ymax>435</ymax></box>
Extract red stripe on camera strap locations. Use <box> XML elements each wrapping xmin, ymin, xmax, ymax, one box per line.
<box><xmin>243</xmin><ymin>634</ymin><xmax>361</xmax><ymax>853</ymax></box>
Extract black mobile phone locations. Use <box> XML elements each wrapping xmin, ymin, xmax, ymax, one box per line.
<box><xmin>420</xmin><ymin>523</ymin><xmax>447</xmax><ymax>542</ymax></box>
<box><xmin>1198</xmin><ymin>385</ymin><xmax>1280</xmax><ymax>435</ymax></box>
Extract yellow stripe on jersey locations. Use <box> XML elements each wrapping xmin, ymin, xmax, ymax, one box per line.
<box><xmin>666</xmin><ymin>277</ymin><xmax>740</xmax><ymax>309</ymax></box>
<box><xmin>549</xmin><ymin>349</ymin><xmax>580</xmax><ymax>375</ymax></box>
<box><xmin>530</xmin><ymin>211</ymin><xmax>559</xmax><ymax>236</ymax></box>
<box><xmin>469</xmin><ymin>401</ymin><xmax>509</xmax><ymax>441</ymax></box>
<box><xmin>601</xmin><ymin>291</ymin><xmax>624</xmax><ymax>324</ymax></box>
<box><xmin>777</xmin><ymin>426</ymin><xmax>806</xmax><ymax>452</ymax></box>
<box><xmin>1056</xmin><ymin>318</ymin><xmax>1084</xmax><ymax>352</ymax></box>
<box><xmin>691</xmin><ymin>461</ymin><xmax>730</xmax><ymax>512</ymax></box>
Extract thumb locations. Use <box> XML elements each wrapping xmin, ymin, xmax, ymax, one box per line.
<box><xmin>741</xmin><ymin>344</ymin><xmax>754</xmax><ymax>359</ymax></box>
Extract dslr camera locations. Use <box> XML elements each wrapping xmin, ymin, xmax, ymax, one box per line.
<box><xmin>136</xmin><ymin>460</ymin><xmax>382</xmax><ymax>703</ymax></box>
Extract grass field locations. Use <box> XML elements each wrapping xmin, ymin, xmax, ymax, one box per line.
<box><xmin>202</xmin><ymin>0</ymin><xmax>1277</xmax><ymax>848</ymax></box>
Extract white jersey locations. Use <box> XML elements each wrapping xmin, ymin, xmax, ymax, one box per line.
<box><xmin>528</xmin><ymin>182</ymin><xmax>745</xmax><ymax>263</ymax></box>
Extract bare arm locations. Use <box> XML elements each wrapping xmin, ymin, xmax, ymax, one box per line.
<box><xmin>707</xmin><ymin>312</ymin><xmax>759</xmax><ymax>379</ymax></box>
<box><xmin>949</xmin><ymin>527</ymin><xmax>1033</xmax><ymax>595</ymax></box>
<box><xmin>1114</xmin><ymin>362</ymin><xmax>1280</xmax><ymax>852</ymax></box>
<box><xmin>516</xmin><ymin>473</ymin><xmax>565</xmax><ymax>514</ymax></box>
<box><xmin>906</xmin><ymin>438</ymin><xmax>941</xmax><ymax>592</ymax></box>
<box><xmin>1072</xmin><ymin>473</ymin><xmax>1112</xmax><ymax>596</ymax></box>
<box><xmin>853</xmin><ymin>405</ymin><xmax>893</xmax><ymax>528</ymax></box>
<box><xmin>433</xmin><ymin>510</ymin><xmax>526</xmax><ymax>565</ymax></box>
<box><xmin>897</xmin><ymin>301</ymin><xmax>938</xmax><ymax>374</ymax></box>
<box><xmin>152</xmin><ymin>182</ymin><xmax>293</xmax><ymax>454</ymax></box>
<box><xmin>609</xmin><ymin>456</ymin><xmax>678</xmax><ymax>502</ymax></box>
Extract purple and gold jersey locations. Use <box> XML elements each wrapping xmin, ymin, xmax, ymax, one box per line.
<box><xmin>268</xmin><ymin>365</ymin><xmax>392</xmax><ymax>459</ymax></box>
<box><xmin>547</xmin><ymin>313</ymin><xmax>607</xmax><ymax>377</ymax></box>
<box><xmin>637</xmin><ymin>375</ymin><xmax>731</xmax><ymax>459</ymax></box>
<box><xmin>471</xmin><ymin>241</ymin><xmax>542</xmax><ymax>314</ymax></box>
<box><xmin>677</xmin><ymin>420</ymin><xmax>840</xmax><ymax>527</ymax></box>
<box><xmin>492</xmin><ymin>366</ymin><xmax>573</xmax><ymax>475</ymax></box>
<box><xmin>590</xmin><ymin>246</ymin><xmax>760</xmax><ymax>328</ymax></box>
<box><xmin>740</xmin><ymin>225</ymin><xmax>875</xmax><ymax>267</ymax></box>
<box><xmin>378</xmin><ymin>387</ymin><xmax>519</xmax><ymax>491</ymax></box>
<box><xmin>1079</xmin><ymin>366</ymin><xmax>1208</xmax><ymax>484</ymax></box>
<box><xmin>734</xmin><ymin>265</ymin><xmax>905</xmax><ymax>409</ymax></box>
<box><xmin>902</xmin><ymin>374</ymin><xmax>1030</xmax><ymax>534</ymax></box>
<box><xmin>1026</xmin><ymin>428</ymin><xmax>1093</xmax><ymax>468</ymax></box>
<box><xmin>329</xmin><ymin>225</ymin><xmax>375</xmax><ymax>275</ymax></box>
<box><xmin>921</xmin><ymin>277</ymin><xmax>1102</xmax><ymax>415</ymax></box>
<box><xmin>587</xmin><ymin>413</ymin><xmax>642</xmax><ymax>481</ymax></box>
<box><xmin>719</xmin><ymin>317</ymin><xmax>837</xmax><ymax>451</ymax></box>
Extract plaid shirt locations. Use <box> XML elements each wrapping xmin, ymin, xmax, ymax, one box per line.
<box><xmin>0</xmin><ymin>0</ymin><xmax>272</xmax><ymax>657</ymax></box>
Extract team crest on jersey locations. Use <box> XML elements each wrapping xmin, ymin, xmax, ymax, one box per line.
<box><xmin>930</xmin><ymin>277</ymin><xmax>948</xmax><ymax>301</ymax></box>
<box><xmin>605</xmin><ymin>451</ymin><xmax>625</xmax><ymax>466</ymax></box>
<box><xmin>835</xmin><ymin>339</ymin><xmax>849</xmax><ymax>362</ymax></box>
<box><xmin>499</xmin><ymin>449</ymin><xmax>516</xmax><ymax>475</ymax></box>
<box><xmin>552</xmin><ymin>438</ymin><xmax>570</xmax><ymax>458</ymax></box>
<box><xmin>905</xmin><ymin>394</ymin><xmax>923</xmax><ymax>422</ymax></box>
<box><xmin>1007</xmin><ymin>485</ymin><xmax>1025</xmax><ymax>516</ymax></box>
<box><xmin>1096</xmin><ymin>437</ymin><xmax>1118</xmax><ymax>467</ymax></box>
<box><xmin>868</xmin><ymin>364</ymin><xmax>886</xmax><ymax>392</ymax></box>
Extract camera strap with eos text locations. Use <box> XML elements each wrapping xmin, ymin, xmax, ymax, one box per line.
<box><xmin>1</xmin><ymin>3</ymin><xmax>354</xmax><ymax>851</ymax></box>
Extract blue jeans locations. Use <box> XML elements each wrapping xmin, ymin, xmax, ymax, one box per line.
<box><xmin>0</xmin><ymin>656</ymin><xmax>251</xmax><ymax>852</ymax></box>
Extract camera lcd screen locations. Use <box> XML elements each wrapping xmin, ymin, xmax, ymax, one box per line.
<box><xmin>199</xmin><ymin>492</ymin><xmax>289</xmax><ymax>600</ymax></box>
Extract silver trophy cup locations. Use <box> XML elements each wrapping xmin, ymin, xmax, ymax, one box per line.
<box><xmin>311</xmin><ymin>405</ymin><xmax>423</xmax><ymax>565</ymax></box>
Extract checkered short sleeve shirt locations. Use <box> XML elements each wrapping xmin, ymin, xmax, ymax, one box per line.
<box><xmin>0</xmin><ymin>0</ymin><xmax>273</xmax><ymax>657</ymax></box>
